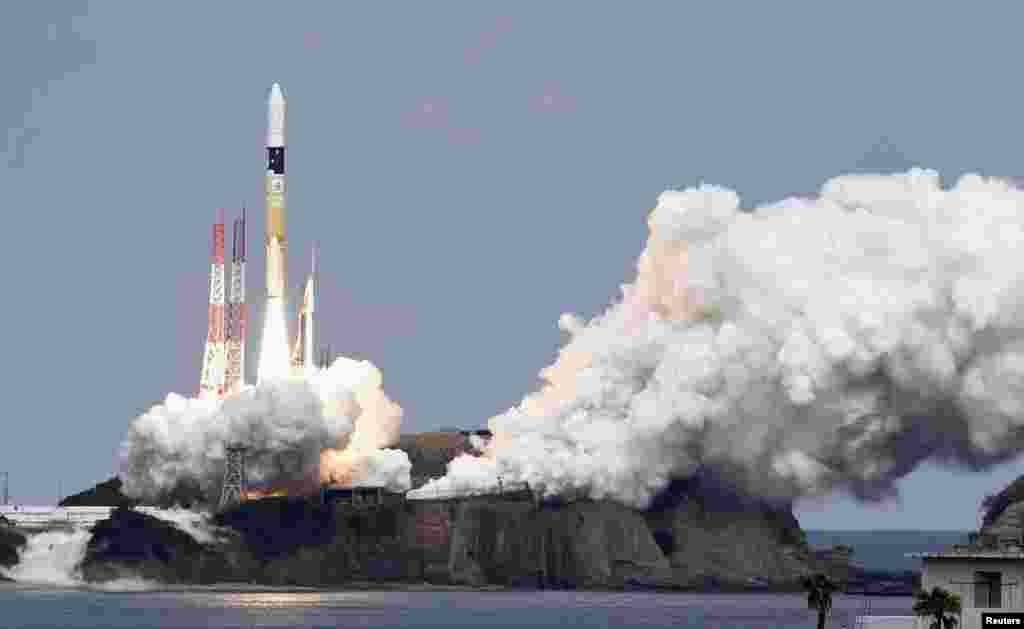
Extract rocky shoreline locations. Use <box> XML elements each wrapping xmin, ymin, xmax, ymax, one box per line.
<box><xmin>0</xmin><ymin>492</ymin><xmax>916</xmax><ymax>593</ymax></box>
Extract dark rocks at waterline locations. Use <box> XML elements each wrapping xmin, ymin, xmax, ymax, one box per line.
<box><xmin>0</xmin><ymin>524</ymin><xmax>27</xmax><ymax>570</ymax></box>
<box><xmin>80</xmin><ymin>506</ymin><xmax>253</xmax><ymax>584</ymax></box>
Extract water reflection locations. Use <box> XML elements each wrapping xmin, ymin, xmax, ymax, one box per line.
<box><xmin>213</xmin><ymin>591</ymin><xmax>378</xmax><ymax>609</ymax></box>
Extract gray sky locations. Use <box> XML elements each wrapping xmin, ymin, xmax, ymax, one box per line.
<box><xmin>4</xmin><ymin>1</ymin><xmax>1024</xmax><ymax>529</ymax></box>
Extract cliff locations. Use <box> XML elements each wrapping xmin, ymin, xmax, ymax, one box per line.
<box><xmin>0</xmin><ymin>522</ymin><xmax>27</xmax><ymax>579</ymax></box>
<box><xmin>980</xmin><ymin>474</ymin><xmax>1024</xmax><ymax>542</ymax></box>
<box><xmin>644</xmin><ymin>476</ymin><xmax>812</xmax><ymax>589</ymax></box>
<box><xmin>53</xmin><ymin>433</ymin><xmax>826</xmax><ymax>589</ymax></box>
<box><xmin>60</xmin><ymin>477</ymin><xmax>137</xmax><ymax>508</ymax></box>
<box><xmin>445</xmin><ymin>495</ymin><xmax>674</xmax><ymax>588</ymax></box>
<box><xmin>80</xmin><ymin>507</ymin><xmax>250</xmax><ymax>584</ymax></box>
<box><xmin>67</xmin><ymin>488</ymin><xmax>818</xmax><ymax>589</ymax></box>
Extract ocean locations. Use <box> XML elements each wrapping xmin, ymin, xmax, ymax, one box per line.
<box><xmin>805</xmin><ymin>530</ymin><xmax>971</xmax><ymax>573</ymax></box>
<box><xmin>0</xmin><ymin>587</ymin><xmax>915</xmax><ymax>629</ymax></box>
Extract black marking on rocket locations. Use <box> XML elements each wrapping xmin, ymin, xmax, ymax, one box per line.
<box><xmin>267</xmin><ymin>147</ymin><xmax>285</xmax><ymax>174</ymax></box>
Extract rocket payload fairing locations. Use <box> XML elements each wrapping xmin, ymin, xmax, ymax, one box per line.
<box><xmin>266</xmin><ymin>83</ymin><xmax>287</xmax><ymax>299</ymax></box>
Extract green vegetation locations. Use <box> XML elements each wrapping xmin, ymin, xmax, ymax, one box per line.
<box><xmin>913</xmin><ymin>587</ymin><xmax>961</xmax><ymax>629</ymax></box>
<box><xmin>803</xmin><ymin>573</ymin><xmax>837</xmax><ymax>629</ymax></box>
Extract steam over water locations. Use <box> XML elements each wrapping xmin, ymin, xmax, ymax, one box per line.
<box><xmin>1</xmin><ymin>530</ymin><xmax>92</xmax><ymax>586</ymax></box>
<box><xmin>415</xmin><ymin>170</ymin><xmax>1024</xmax><ymax>507</ymax></box>
<box><xmin>0</xmin><ymin>508</ymin><xmax>221</xmax><ymax>588</ymax></box>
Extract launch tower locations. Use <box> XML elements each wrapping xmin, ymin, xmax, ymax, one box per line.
<box><xmin>225</xmin><ymin>208</ymin><xmax>247</xmax><ymax>394</ymax></box>
<box><xmin>199</xmin><ymin>209</ymin><xmax>227</xmax><ymax>399</ymax></box>
<box><xmin>219</xmin><ymin>444</ymin><xmax>249</xmax><ymax>509</ymax></box>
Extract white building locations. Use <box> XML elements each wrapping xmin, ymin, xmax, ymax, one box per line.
<box><xmin>902</xmin><ymin>541</ymin><xmax>1024</xmax><ymax>629</ymax></box>
<box><xmin>851</xmin><ymin>540</ymin><xmax>1024</xmax><ymax>629</ymax></box>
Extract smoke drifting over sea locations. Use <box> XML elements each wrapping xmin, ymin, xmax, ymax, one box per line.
<box><xmin>412</xmin><ymin>170</ymin><xmax>1024</xmax><ymax>508</ymax></box>
<box><xmin>120</xmin><ymin>357</ymin><xmax>409</xmax><ymax>502</ymax></box>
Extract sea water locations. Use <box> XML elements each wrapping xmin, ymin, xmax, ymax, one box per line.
<box><xmin>0</xmin><ymin>526</ymin><xmax>930</xmax><ymax>628</ymax></box>
<box><xmin>0</xmin><ymin>587</ymin><xmax>914</xmax><ymax>629</ymax></box>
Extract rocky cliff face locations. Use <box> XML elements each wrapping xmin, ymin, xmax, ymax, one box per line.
<box><xmin>0</xmin><ymin>524</ymin><xmax>27</xmax><ymax>580</ymax></box>
<box><xmin>446</xmin><ymin>497</ymin><xmax>673</xmax><ymax>588</ymax></box>
<box><xmin>80</xmin><ymin>507</ymin><xmax>252</xmax><ymax>584</ymax></box>
<box><xmin>49</xmin><ymin>438</ymin><xmax>822</xmax><ymax>589</ymax></box>
<box><xmin>60</xmin><ymin>477</ymin><xmax>137</xmax><ymax>508</ymax></box>
<box><xmin>643</xmin><ymin>476</ymin><xmax>812</xmax><ymax>588</ymax></box>
<box><xmin>979</xmin><ymin>474</ymin><xmax>1024</xmax><ymax>544</ymax></box>
<box><xmin>66</xmin><ymin>490</ymin><xmax>816</xmax><ymax>589</ymax></box>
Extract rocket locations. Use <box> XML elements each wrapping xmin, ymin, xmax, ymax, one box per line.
<box><xmin>289</xmin><ymin>244</ymin><xmax>317</xmax><ymax>376</ymax></box>
<box><xmin>304</xmin><ymin>242</ymin><xmax>317</xmax><ymax>370</ymax></box>
<box><xmin>257</xmin><ymin>83</ymin><xmax>293</xmax><ymax>384</ymax></box>
<box><xmin>266</xmin><ymin>83</ymin><xmax>287</xmax><ymax>300</ymax></box>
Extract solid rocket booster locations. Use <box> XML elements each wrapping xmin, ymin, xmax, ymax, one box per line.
<box><xmin>304</xmin><ymin>242</ymin><xmax>317</xmax><ymax>369</ymax></box>
<box><xmin>266</xmin><ymin>83</ymin><xmax>287</xmax><ymax>299</ymax></box>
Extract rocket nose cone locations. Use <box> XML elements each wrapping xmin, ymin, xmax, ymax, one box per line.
<box><xmin>269</xmin><ymin>83</ymin><xmax>285</xmax><ymax>104</ymax></box>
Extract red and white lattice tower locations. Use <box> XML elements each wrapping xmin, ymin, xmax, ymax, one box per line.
<box><xmin>225</xmin><ymin>208</ymin><xmax>247</xmax><ymax>394</ymax></box>
<box><xmin>199</xmin><ymin>208</ymin><xmax>227</xmax><ymax>400</ymax></box>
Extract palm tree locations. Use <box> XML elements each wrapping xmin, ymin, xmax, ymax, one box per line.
<box><xmin>803</xmin><ymin>573</ymin><xmax>838</xmax><ymax>629</ymax></box>
<box><xmin>913</xmin><ymin>587</ymin><xmax>961</xmax><ymax>629</ymax></box>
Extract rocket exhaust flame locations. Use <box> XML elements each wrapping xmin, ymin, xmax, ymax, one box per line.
<box><xmin>411</xmin><ymin>170</ymin><xmax>1024</xmax><ymax>508</ymax></box>
<box><xmin>258</xmin><ymin>296</ymin><xmax>291</xmax><ymax>383</ymax></box>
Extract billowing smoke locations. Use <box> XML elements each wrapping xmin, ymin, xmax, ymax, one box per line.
<box><xmin>412</xmin><ymin>169</ymin><xmax>1024</xmax><ymax>508</ymax></box>
<box><xmin>120</xmin><ymin>356</ymin><xmax>409</xmax><ymax>502</ymax></box>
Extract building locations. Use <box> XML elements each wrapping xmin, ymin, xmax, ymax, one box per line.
<box><xmin>320</xmin><ymin>486</ymin><xmax>403</xmax><ymax>509</ymax></box>
<box><xmin>904</xmin><ymin>538</ymin><xmax>1024</xmax><ymax>629</ymax></box>
<box><xmin>850</xmin><ymin>536</ymin><xmax>1024</xmax><ymax>629</ymax></box>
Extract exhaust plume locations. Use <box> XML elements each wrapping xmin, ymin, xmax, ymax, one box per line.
<box><xmin>412</xmin><ymin>169</ymin><xmax>1024</xmax><ymax>508</ymax></box>
<box><xmin>120</xmin><ymin>356</ymin><xmax>409</xmax><ymax>502</ymax></box>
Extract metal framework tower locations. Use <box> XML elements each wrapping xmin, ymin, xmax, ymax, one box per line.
<box><xmin>219</xmin><ymin>444</ymin><xmax>248</xmax><ymax>509</ymax></box>
<box><xmin>225</xmin><ymin>207</ymin><xmax>247</xmax><ymax>394</ymax></box>
<box><xmin>200</xmin><ymin>209</ymin><xmax>227</xmax><ymax>399</ymax></box>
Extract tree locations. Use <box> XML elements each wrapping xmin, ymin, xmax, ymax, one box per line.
<box><xmin>913</xmin><ymin>587</ymin><xmax>961</xmax><ymax>629</ymax></box>
<box><xmin>803</xmin><ymin>573</ymin><xmax>838</xmax><ymax>629</ymax></box>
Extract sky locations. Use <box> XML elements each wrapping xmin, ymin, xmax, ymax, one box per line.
<box><xmin>3</xmin><ymin>1</ymin><xmax>1024</xmax><ymax>529</ymax></box>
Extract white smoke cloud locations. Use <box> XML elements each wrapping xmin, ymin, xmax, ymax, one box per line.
<box><xmin>417</xmin><ymin>169</ymin><xmax>1024</xmax><ymax>508</ymax></box>
<box><xmin>136</xmin><ymin>507</ymin><xmax>224</xmax><ymax>545</ymax></box>
<box><xmin>120</xmin><ymin>356</ymin><xmax>409</xmax><ymax>500</ymax></box>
